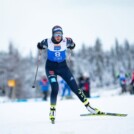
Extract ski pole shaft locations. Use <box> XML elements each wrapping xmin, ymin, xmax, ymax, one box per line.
<box><xmin>32</xmin><ymin>50</ymin><xmax>42</xmax><ymax>88</ymax></box>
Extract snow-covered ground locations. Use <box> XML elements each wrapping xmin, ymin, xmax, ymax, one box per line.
<box><xmin>0</xmin><ymin>95</ymin><xmax>134</xmax><ymax>134</ymax></box>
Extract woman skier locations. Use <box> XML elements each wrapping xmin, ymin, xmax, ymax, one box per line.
<box><xmin>37</xmin><ymin>25</ymin><xmax>101</xmax><ymax>123</ymax></box>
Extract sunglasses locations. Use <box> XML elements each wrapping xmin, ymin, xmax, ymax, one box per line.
<box><xmin>53</xmin><ymin>33</ymin><xmax>63</xmax><ymax>37</ymax></box>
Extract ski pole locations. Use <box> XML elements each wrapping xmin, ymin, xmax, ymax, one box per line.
<box><xmin>32</xmin><ymin>50</ymin><xmax>42</xmax><ymax>88</ymax></box>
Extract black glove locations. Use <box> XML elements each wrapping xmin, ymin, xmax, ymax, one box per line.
<box><xmin>67</xmin><ymin>43</ymin><xmax>75</xmax><ymax>49</ymax></box>
<box><xmin>66</xmin><ymin>38</ymin><xmax>75</xmax><ymax>49</ymax></box>
<box><xmin>37</xmin><ymin>42</ymin><xmax>43</xmax><ymax>49</ymax></box>
<box><xmin>67</xmin><ymin>38</ymin><xmax>73</xmax><ymax>44</ymax></box>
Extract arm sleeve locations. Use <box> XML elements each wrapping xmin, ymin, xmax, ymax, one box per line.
<box><xmin>40</xmin><ymin>39</ymin><xmax>48</xmax><ymax>49</ymax></box>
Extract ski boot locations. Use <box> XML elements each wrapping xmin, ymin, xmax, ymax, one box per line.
<box><xmin>49</xmin><ymin>106</ymin><xmax>56</xmax><ymax>124</ymax></box>
<box><xmin>84</xmin><ymin>100</ymin><xmax>102</xmax><ymax>114</ymax></box>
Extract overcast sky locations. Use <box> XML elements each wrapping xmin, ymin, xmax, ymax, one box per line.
<box><xmin>0</xmin><ymin>0</ymin><xmax>134</xmax><ymax>56</ymax></box>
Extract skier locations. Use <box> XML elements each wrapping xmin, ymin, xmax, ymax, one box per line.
<box><xmin>37</xmin><ymin>25</ymin><xmax>101</xmax><ymax>123</ymax></box>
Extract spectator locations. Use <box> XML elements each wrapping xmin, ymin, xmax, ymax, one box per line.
<box><xmin>60</xmin><ymin>79</ymin><xmax>72</xmax><ymax>100</ymax></box>
<box><xmin>130</xmin><ymin>71</ymin><xmax>134</xmax><ymax>94</ymax></box>
<box><xmin>39</xmin><ymin>76</ymin><xmax>49</xmax><ymax>101</ymax></box>
<box><xmin>78</xmin><ymin>72</ymin><xmax>90</xmax><ymax>98</ymax></box>
<box><xmin>116</xmin><ymin>69</ymin><xmax>129</xmax><ymax>94</ymax></box>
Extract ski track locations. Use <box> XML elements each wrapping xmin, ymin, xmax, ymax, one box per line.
<box><xmin>0</xmin><ymin>95</ymin><xmax>134</xmax><ymax>134</ymax></box>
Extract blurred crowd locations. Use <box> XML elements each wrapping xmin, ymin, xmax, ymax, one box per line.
<box><xmin>1</xmin><ymin>69</ymin><xmax>134</xmax><ymax>101</ymax></box>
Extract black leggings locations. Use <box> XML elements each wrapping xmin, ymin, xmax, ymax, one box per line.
<box><xmin>45</xmin><ymin>60</ymin><xmax>87</xmax><ymax>105</ymax></box>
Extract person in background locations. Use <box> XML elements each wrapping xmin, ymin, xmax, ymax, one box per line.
<box><xmin>116</xmin><ymin>69</ymin><xmax>129</xmax><ymax>94</ymax></box>
<box><xmin>78</xmin><ymin>72</ymin><xmax>90</xmax><ymax>98</ymax></box>
<box><xmin>39</xmin><ymin>76</ymin><xmax>49</xmax><ymax>101</ymax></box>
<box><xmin>60</xmin><ymin>79</ymin><xmax>72</xmax><ymax>100</ymax></box>
<box><xmin>130</xmin><ymin>71</ymin><xmax>134</xmax><ymax>94</ymax></box>
<box><xmin>0</xmin><ymin>86</ymin><xmax>3</xmax><ymax>95</ymax></box>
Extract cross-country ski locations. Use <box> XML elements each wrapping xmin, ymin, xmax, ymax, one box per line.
<box><xmin>80</xmin><ymin>112</ymin><xmax>127</xmax><ymax>117</ymax></box>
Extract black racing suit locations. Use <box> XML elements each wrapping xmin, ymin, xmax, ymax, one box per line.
<box><xmin>46</xmin><ymin>59</ymin><xmax>87</xmax><ymax>105</ymax></box>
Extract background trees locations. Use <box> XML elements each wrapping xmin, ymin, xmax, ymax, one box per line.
<box><xmin>0</xmin><ymin>39</ymin><xmax>134</xmax><ymax>98</ymax></box>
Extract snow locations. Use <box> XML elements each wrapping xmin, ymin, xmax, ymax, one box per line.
<box><xmin>0</xmin><ymin>95</ymin><xmax>134</xmax><ymax>134</ymax></box>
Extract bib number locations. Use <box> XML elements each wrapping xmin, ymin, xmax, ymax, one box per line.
<box><xmin>55</xmin><ymin>52</ymin><xmax>61</xmax><ymax>57</ymax></box>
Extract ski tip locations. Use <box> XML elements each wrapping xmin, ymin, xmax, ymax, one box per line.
<box><xmin>105</xmin><ymin>112</ymin><xmax>128</xmax><ymax>117</ymax></box>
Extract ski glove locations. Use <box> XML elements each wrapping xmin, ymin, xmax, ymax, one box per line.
<box><xmin>37</xmin><ymin>42</ymin><xmax>43</xmax><ymax>49</ymax></box>
<box><xmin>66</xmin><ymin>38</ymin><xmax>75</xmax><ymax>49</ymax></box>
<box><xmin>67</xmin><ymin>43</ymin><xmax>75</xmax><ymax>49</ymax></box>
